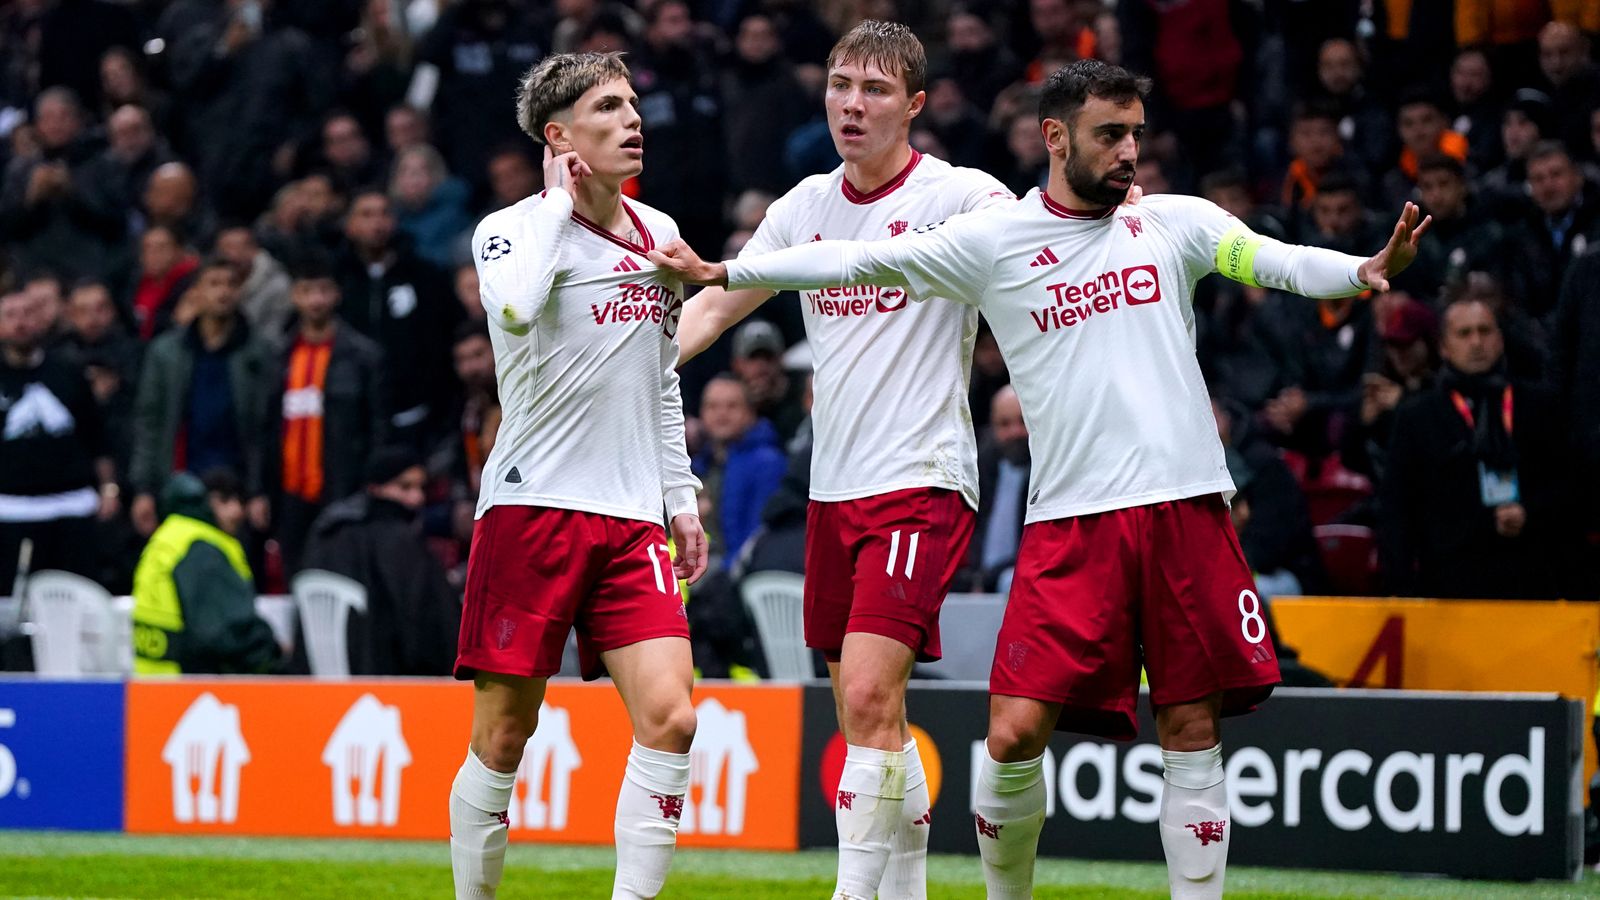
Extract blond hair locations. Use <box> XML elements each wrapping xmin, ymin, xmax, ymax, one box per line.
<box><xmin>825</xmin><ymin>20</ymin><xmax>926</xmax><ymax>96</ymax></box>
<box><xmin>515</xmin><ymin>52</ymin><xmax>632</xmax><ymax>143</ymax></box>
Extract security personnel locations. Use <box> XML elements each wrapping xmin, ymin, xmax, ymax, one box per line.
<box><xmin>132</xmin><ymin>470</ymin><xmax>280</xmax><ymax>674</ymax></box>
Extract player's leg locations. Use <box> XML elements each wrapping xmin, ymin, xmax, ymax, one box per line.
<box><xmin>452</xmin><ymin>672</ymin><xmax>546</xmax><ymax>900</ymax></box>
<box><xmin>979</xmin><ymin>514</ymin><xmax>1143</xmax><ymax>900</ymax></box>
<box><xmin>975</xmin><ymin>693</ymin><xmax>1058</xmax><ymax>900</ymax></box>
<box><xmin>603</xmin><ymin>635</ymin><xmax>697</xmax><ymax>900</ymax></box>
<box><xmin>1141</xmin><ymin>495</ymin><xmax>1281</xmax><ymax>900</ymax></box>
<box><xmin>831</xmin><ymin>632</ymin><xmax>915</xmax><ymax>900</ymax></box>
<box><xmin>1155</xmin><ymin>694</ymin><xmax>1229</xmax><ymax>900</ymax></box>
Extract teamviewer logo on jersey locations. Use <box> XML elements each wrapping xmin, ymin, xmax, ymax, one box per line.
<box><xmin>322</xmin><ymin>694</ymin><xmax>412</xmax><ymax>827</ymax></box>
<box><xmin>162</xmin><ymin>693</ymin><xmax>249</xmax><ymax>824</ymax></box>
<box><xmin>1122</xmin><ymin>265</ymin><xmax>1161</xmax><ymax>305</ymax></box>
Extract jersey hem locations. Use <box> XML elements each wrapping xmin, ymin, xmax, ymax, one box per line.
<box><xmin>1022</xmin><ymin>479</ymin><xmax>1237</xmax><ymax>524</ymax></box>
<box><xmin>809</xmin><ymin>477</ymin><xmax>979</xmax><ymax>511</ymax></box>
<box><xmin>476</xmin><ymin>495</ymin><xmax>666</xmax><ymax>527</ymax></box>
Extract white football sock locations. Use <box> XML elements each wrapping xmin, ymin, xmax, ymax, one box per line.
<box><xmin>450</xmin><ymin>749</ymin><xmax>517</xmax><ymax>900</ymax></box>
<box><xmin>1160</xmin><ymin>745</ymin><xmax>1229</xmax><ymax>900</ymax></box>
<box><xmin>611</xmin><ymin>740</ymin><xmax>691</xmax><ymax>900</ymax></box>
<box><xmin>878</xmin><ymin>738</ymin><xmax>930</xmax><ymax>900</ymax></box>
<box><xmin>832</xmin><ymin>744</ymin><xmax>906</xmax><ymax>900</ymax></box>
<box><xmin>973</xmin><ymin>747</ymin><xmax>1046</xmax><ymax>900</ymax></box>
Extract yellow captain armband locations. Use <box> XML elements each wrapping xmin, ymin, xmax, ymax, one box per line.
<box><xmin>1215</xmin><ymin>223</ymin><xmax>1265</xmax><ymax>288</ymax></box>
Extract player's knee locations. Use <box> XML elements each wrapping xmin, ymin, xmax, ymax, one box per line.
<box><xmin>475</xmin><ymin>712</ymin><xmax>539</xmax><ymax>771</ymax></box>
<box><xmin>986</xmin><ymin>715</ymin><xmax>1048</xmax><ymax>763</ymax></box>
<box><xmin>1157</xmin><ymin>706</ymin><xmax>1219</xmax><ymax>752</ymax></box>
<box><xmin>840</xmin><ymin>676</ymin><xmax>901</xmax><ymax>742</ymax></box>
<box><xmin>637</xmin><ymin>699</ymin><xmax>697</xmax><ymax>753</ymax></box>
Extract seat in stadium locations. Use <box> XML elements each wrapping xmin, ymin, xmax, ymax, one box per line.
<box><xmin>1314</xmin><ymin>524</ymin><xmax>1379</xmax><ymax>596</ymax></box>
<box><xmin>738</xmin><ymin>571</ymin><xmax>811</xmax><ymax>682</ymax></box>
<box><xmin>292</xmin><ymin>569</ymin><xmax>368</xmax><ymax>678</ymax></box>
<box><xmin>24</xmin><ymin>570</ymin><xmax>131</xmax><ymax>677</ymax></box>
<box><xmin>934</xmin><ymin>593</ymin><xmax>1006</xmax><ymax>682</ymax></box>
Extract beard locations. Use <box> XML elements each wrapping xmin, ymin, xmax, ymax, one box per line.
<box><xmin>1065</xmin><ymin>138</ymin><xmax>1134</xmax><ymax>208</ymax></box>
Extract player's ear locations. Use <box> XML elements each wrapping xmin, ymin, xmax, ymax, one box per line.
<box><xmin>1041</xmin><ymin>117</ymin><xmax>1069</xmax><ymax>158</ymax></box>
<box><xmin>905</xmin><ymin>89</ymin><xmax>926</xmax><ymax>121</ymax></box>
<box><xmin>542</xmin><ymin>120</ymin><xmax>569</xmax><ymax>152</ymax></box>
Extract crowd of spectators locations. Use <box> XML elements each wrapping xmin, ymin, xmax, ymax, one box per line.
<box><xmin>1</xmin><ymin>0</ymin><xmax>1598</xmax><ymax>676</ymax></box>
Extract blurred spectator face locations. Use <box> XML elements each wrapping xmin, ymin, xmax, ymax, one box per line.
<box><xmin>731</xmin><ymin>190</ymin><xmax>774</xmax><ymax>231</ymax></box>
<box><xmin>1397</xmin><ymin>101</ymin><xmax>1446</xmax><ymax>156</ymax></box>
<box><xmin>1311</xmin><ymin>188</ymin><xmax>1362</xmax><ymax>236</ymax></box>
<box><xmin>1093</xmin><ymin>12</ymin><xmax>1121</xmax><ymax>65</ymax></box>
<box><xmin>1538</xmin><ymin>23</ymin><xmax>1587</xmax><ymax>88</ymax></box>
<box><xmin>1290</xmin><ymin>116</ymin><xmax>1340</xmax><ymax>168</ymax></box>
<box><xmin>1203</xmin><ymin>181</ymin><xmax>1253</xmax><ymax>219</ymax></box>
<box><xmin>1007</xmin><ymin>114</ymin><xmax>1047</xmax><ymax>168</ymax></box>
<box><xmin>100</xmin><ymin>49</ymin><xmax>141</xmax><ymax>105</ymax></box>
<box><xmin>208</xmin><ymin>491</ymin><xmax>246</xmax><ymax>535</ymax></box>
<box><xmin>826</xmin><ymin>56</ymin><xmax>925</xmax><ymax>165</ymax></box>
<box><xmin>299</xmin><ymin>174</ymin><xmax>340</xmax><ymax>222</ymax></box>
<box><xmin>0</xmin><ymin>293</ymin><xmax>44</xmax><ymax>351</ymax></box>
<box><xmin>68</xmin><ymin>282</ymin><xmax>117</xmax><ymax>343</ymax></box>
<box><xmin>214</xmin><ymin>226</ymin><xmax>258</xmax><ymax>270</ymax></box>
<box><xmin>392</xmin><ymin>148</ymin><xmax>439</xmax><ymax>208</ymax></box>
<box><xmin>1439</xmin><ymin>300</ymin><xmax>1503</xmax><ymax>375</ymax></box>
<box><xmin>488</xmin><ymin>151</ymin><xmax>539</xmax><ymax>207</ymax></box>
<box><xmin>700</xmin><ymin>378</ymin><xmax>755</xmax><ymax>445</ymax></box>
<box><xmin>345</xmin><ymin>193</ymin><xmax>396</xmax><ymax>251</ymax></box>
<box><xmin>556</xmin><ymin>0</ymin><xmax>596</xmax><ymax>19</ymax></box>
<box><xmin>1379</xmin><ymin>295</ymin><xmax>1436</xmax><ymax>380</ymax></box>
<box><xmin>647</xmin><ymin>1</ymin><xmax>692</xmax><ymax>51</ymax></box>
<box><xmin>195</xmin><ymin>265</ymin><xmax>242</xmax><ymax>320</ymax></box>
<box><xmin>927</xmin><ymin>78</ymin><xmax>968</xmax><ymax>124</ymax></box>
<box><xmin>24</xmin><ymin>277</ymin><xmax>63</xmax><ymax>334</ymax></box>
<box><xmin>974</xmin><ymin>328</ymin><xmax>1005</xmax><ymax>377</ymax></box>
<box><xmin>454</xmin><ymin>265</ymin><xmax>483</xmax><ymax>321</ymax></box>
<box><xmin>1527</xmin><ymin>151</ymin><xmax>1581</xmax><ymax>216</ymax></box>
<box><xmin>372</xmin><ymin>465</ymin><xmax>428</xmax><ymax>511</ymax></box>
<box><xmin>1317</xmin><ymin>40</ymin><xmax>1361</xmax><ymax>96</ymax></box>
<box><xmin>990</xmin><ymin>386</ymin><xmax>1028</xmax><ymax>464</ymax></box>
<box><xmin>144</xmin><ymin>163</ymin><xmax>197</xmax><ymax>224</ymax></box>
<box><xmin>10</xmin><ymin>124</ymin><xmax>41</xmax><ymax>161</ymax></box>
<box><xmin>290</xmin><ymin>277</ymin><xmax>339</xmax><ymax>327</ymax></box>
<box><xmin>1417</xmin><ymin>166</ymin><xmax>1467</xmax><ymax>219</ymax></box>
<box><xmin>323</xmin><ymin>115</ymin><xmax>370</xmax><ymax>170</ymax></box>
<box><xmin>1030</xmin><ymin>0</ymin><xmax>1071</xmax><ymax>44</ymax></box>
<box><xmin>453</xmin><ymin>332</ymin><xmax>495</xmax><ymax>389</ymax></box>
<box><xmin>34</xmin><ymin>91</ymin><xmax>81</xmax><ymax>151</ymax></box>
<box><xmin>139</xmin><ymin>227</ymin><xmax>182</xmax><ymax>275</ymax></box>
<box><xmin>1501</xmin><ymin>109</ymin><xmax>1541</xmax><ymax>160</ymax></box>
<box><xmin>947</xmin><ymin>11</ymin><xmax>993</xmax><ymax>54</ymax></box>
<box><xmin>108</xmin><ymin>106</ymin><xmax>155</xmax><ymax>162</ymax></box>
<box><xmin>385</xmin><ymin>106</ymin><xmax>428</xmax><ymax>153</ymax></box>
<box><xmin>736</xmin><ymin>15</ymin><xmax>780</xmax><ymax>65</ymax></box>
<box><xmin>1450</xmin><ymin>50</ymin><xmax>1491</xmax><ymax>104</ymax></box>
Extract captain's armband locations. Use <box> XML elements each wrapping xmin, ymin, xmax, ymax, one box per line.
<box><xmin>1214</xmin><ymin>224</ymin><xmax>1266</xmax><ymax>288</ymax></box>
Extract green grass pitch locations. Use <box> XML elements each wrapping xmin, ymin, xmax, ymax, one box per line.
<box><xmin>0</xmin><ymin>832</ymin><xmax>1594</xmax><ymax>898</ymax></box>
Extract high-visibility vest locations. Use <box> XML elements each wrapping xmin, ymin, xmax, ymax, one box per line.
<box><xmin>131</xmin><ymin>515</ymin><xmax>252</xmax><ymax>675</ymax></box>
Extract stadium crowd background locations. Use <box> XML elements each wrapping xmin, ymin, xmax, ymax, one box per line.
<box><xmin>1</xmin><ymin>0</ymin><xmax>1598</xmax><ymax>676</ymax></box>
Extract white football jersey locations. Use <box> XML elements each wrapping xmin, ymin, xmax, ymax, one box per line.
<box><xmin>741</xmin><ymin>151</ymin><xmax>1014</xmax><ymax>509</ymax></box>
<box><xmin>472</xmin><ymin>190</ymin><xmax>699</xmax><ymax>525</ymax></box>
<box><xmin>728</xmin><ymin>191</ymin><xmax>1368</xmax><ymax>524</ymax></box>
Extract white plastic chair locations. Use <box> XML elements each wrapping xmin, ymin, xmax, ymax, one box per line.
<box><xmin>24</xmin><ymin>570</ymin><xmax>128</xmax><ymax>677</ymax></box>
<box><xmin>291</xmin><ymin>569</ymin><xmax>368</xmax><ymax>678</ymax></box>
<box><xmin>738</xmin><ymin>571</ymin><xmax>811</xmax><ymax>682</ymax></box>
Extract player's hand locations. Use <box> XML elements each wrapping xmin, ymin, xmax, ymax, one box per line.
<box><xmin>1359</xmin><ymin>201</ymin><xmax>1432</xmax><ymax>292</ymax></box>
<box><xmin>1123</xmin><ymin>183</ymin><xmax>1143</xmax><ymax>205</ymax></box>
<box><xmin>542</xmin><ymin>145</ymin><xmax>591</xmax><ymax>199</ymax></box>
<box><xmin>648</xmin><ymin>239</ymin><xmax>728</xmax><ymax>287</ymax></box>
<box><xmin>670</xmin><ymin>513</ymin><xmax>707</xmax><ymax>585</ymax></box>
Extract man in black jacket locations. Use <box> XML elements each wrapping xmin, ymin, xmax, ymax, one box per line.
<box><xmin>298</xmin><ymin>447</ymin><xmax>459</xmax><ymax>675</ymax></box>
<box><xmin>264</xmin><ymin>254</ymin><xmax>387</xmax><ymax>573</ymax></box>
<box><xmin>333</xmin><ymin>189</ymin><xmax>459</xmax><ymax>447</ymax></box>
<box><xmin>1551</xmin><ymin>250</ymin><xmax>1600</xmax><ymax>599</ymax></box>
<box><xmin>1379</xmin><ymin>298</ymin><xmax>1576</xmax><ymax>599</ymax></box>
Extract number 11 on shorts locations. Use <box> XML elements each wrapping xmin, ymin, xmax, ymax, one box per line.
<box><xmin>886</xmin><ymin>530</ymin><xmax>921</xmax><ymax>579</ymax></box>
<box><xmin>646</xmin><ymin>543</ymin><xmax>678</xmax><ymax>595</ymax></box>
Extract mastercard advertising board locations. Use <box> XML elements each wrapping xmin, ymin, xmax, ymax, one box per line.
<box><xmin>124</xmin><ymin>679</ymin><xmax>801</xmax><ymax>849</ymax></box>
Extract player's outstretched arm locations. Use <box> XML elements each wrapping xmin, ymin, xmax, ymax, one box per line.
<box><xmin>650</xmin><ymin>239</ymin><xmax>730</xmax><ymax>287</ymax></box>
<box><xmin>1356</xmin><ymin>201</ymin><xmax>1433</xmax><ymax>293</ymax></box>
<box><xmin>675</xmin><ymin>281</ymin><xmax>776</xmax><ymax>363</ymax></box>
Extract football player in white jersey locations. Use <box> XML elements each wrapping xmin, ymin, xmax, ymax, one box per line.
<box><xmin>652</xmin><ymin>59</ymin><xmax>1429</xmax><ymax>900</ymax></box>
<box><xmin>674</xmin><ymin>22</ymin><xmax>1013</xmax><ymax>900</ymax></box>
<box><xmin>448</xmin><ymin>52</ymin><xmax>707</xmax><ymax>900</ymax></box>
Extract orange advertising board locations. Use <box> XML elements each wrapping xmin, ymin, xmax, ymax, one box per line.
<box><xmin>125</xmin><ymin>679</ymin><xmax>801</xmax><ymax>849</ymax></box>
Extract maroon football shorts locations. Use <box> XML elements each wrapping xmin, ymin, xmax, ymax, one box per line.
<box><xmin>989</xmin><ymin>493</ymin><xmax>1280</xmax><ymax>739</ymax></box>
<box><xmin>456</xmin><ymin>504</ymin><xmax>688</xmax><ymax>681</ymax></box>
<box><xmin>803</xmin><ymin>487</ymin><xmax>976</xmax><ymax>663</ymax></box>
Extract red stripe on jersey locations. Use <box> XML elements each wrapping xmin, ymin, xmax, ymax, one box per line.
<box><xmin>571</xmin><ymin>199</ymin><xmax>656</xmax><ymax>254</ymax></box>
<box><xmin>841</xmin><ymin>151</ymin><xmax>923</xmax><ymax>205</ymax></box>
<box><xmin>1039</xmin><ymin>191</ymin><xmax>1116</xmax><ymax>220</ymax></box>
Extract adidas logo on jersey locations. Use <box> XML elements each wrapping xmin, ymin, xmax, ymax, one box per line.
<box><xmin>1029</xmin><ymin>247</ymin><xmax>1060</xmax><ymax>267</ymax></box>
<box><xmin>613</xmin><ymin>256</ymin><xmax>642</xmax><ymax>273</ymax></box>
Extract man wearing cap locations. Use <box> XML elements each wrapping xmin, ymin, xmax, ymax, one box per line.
<box><xmin>1344</xmin><ymin>296</ymin><xmax>1437</xmax><ymax>480</ymax></box>
<box><xmin>728</xmin><ymin>320</ymin><xmax>806</xmax><ymax>442</ymax></box>
<box><xmin>131</xmin><ymin>470</ymin><xmax>282</xmax><ymax>675</ymax></box>
<box><xmin>298</xmin><ymin>446</ymin><xmax>460</xmax><ymax>675</ymax></box>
